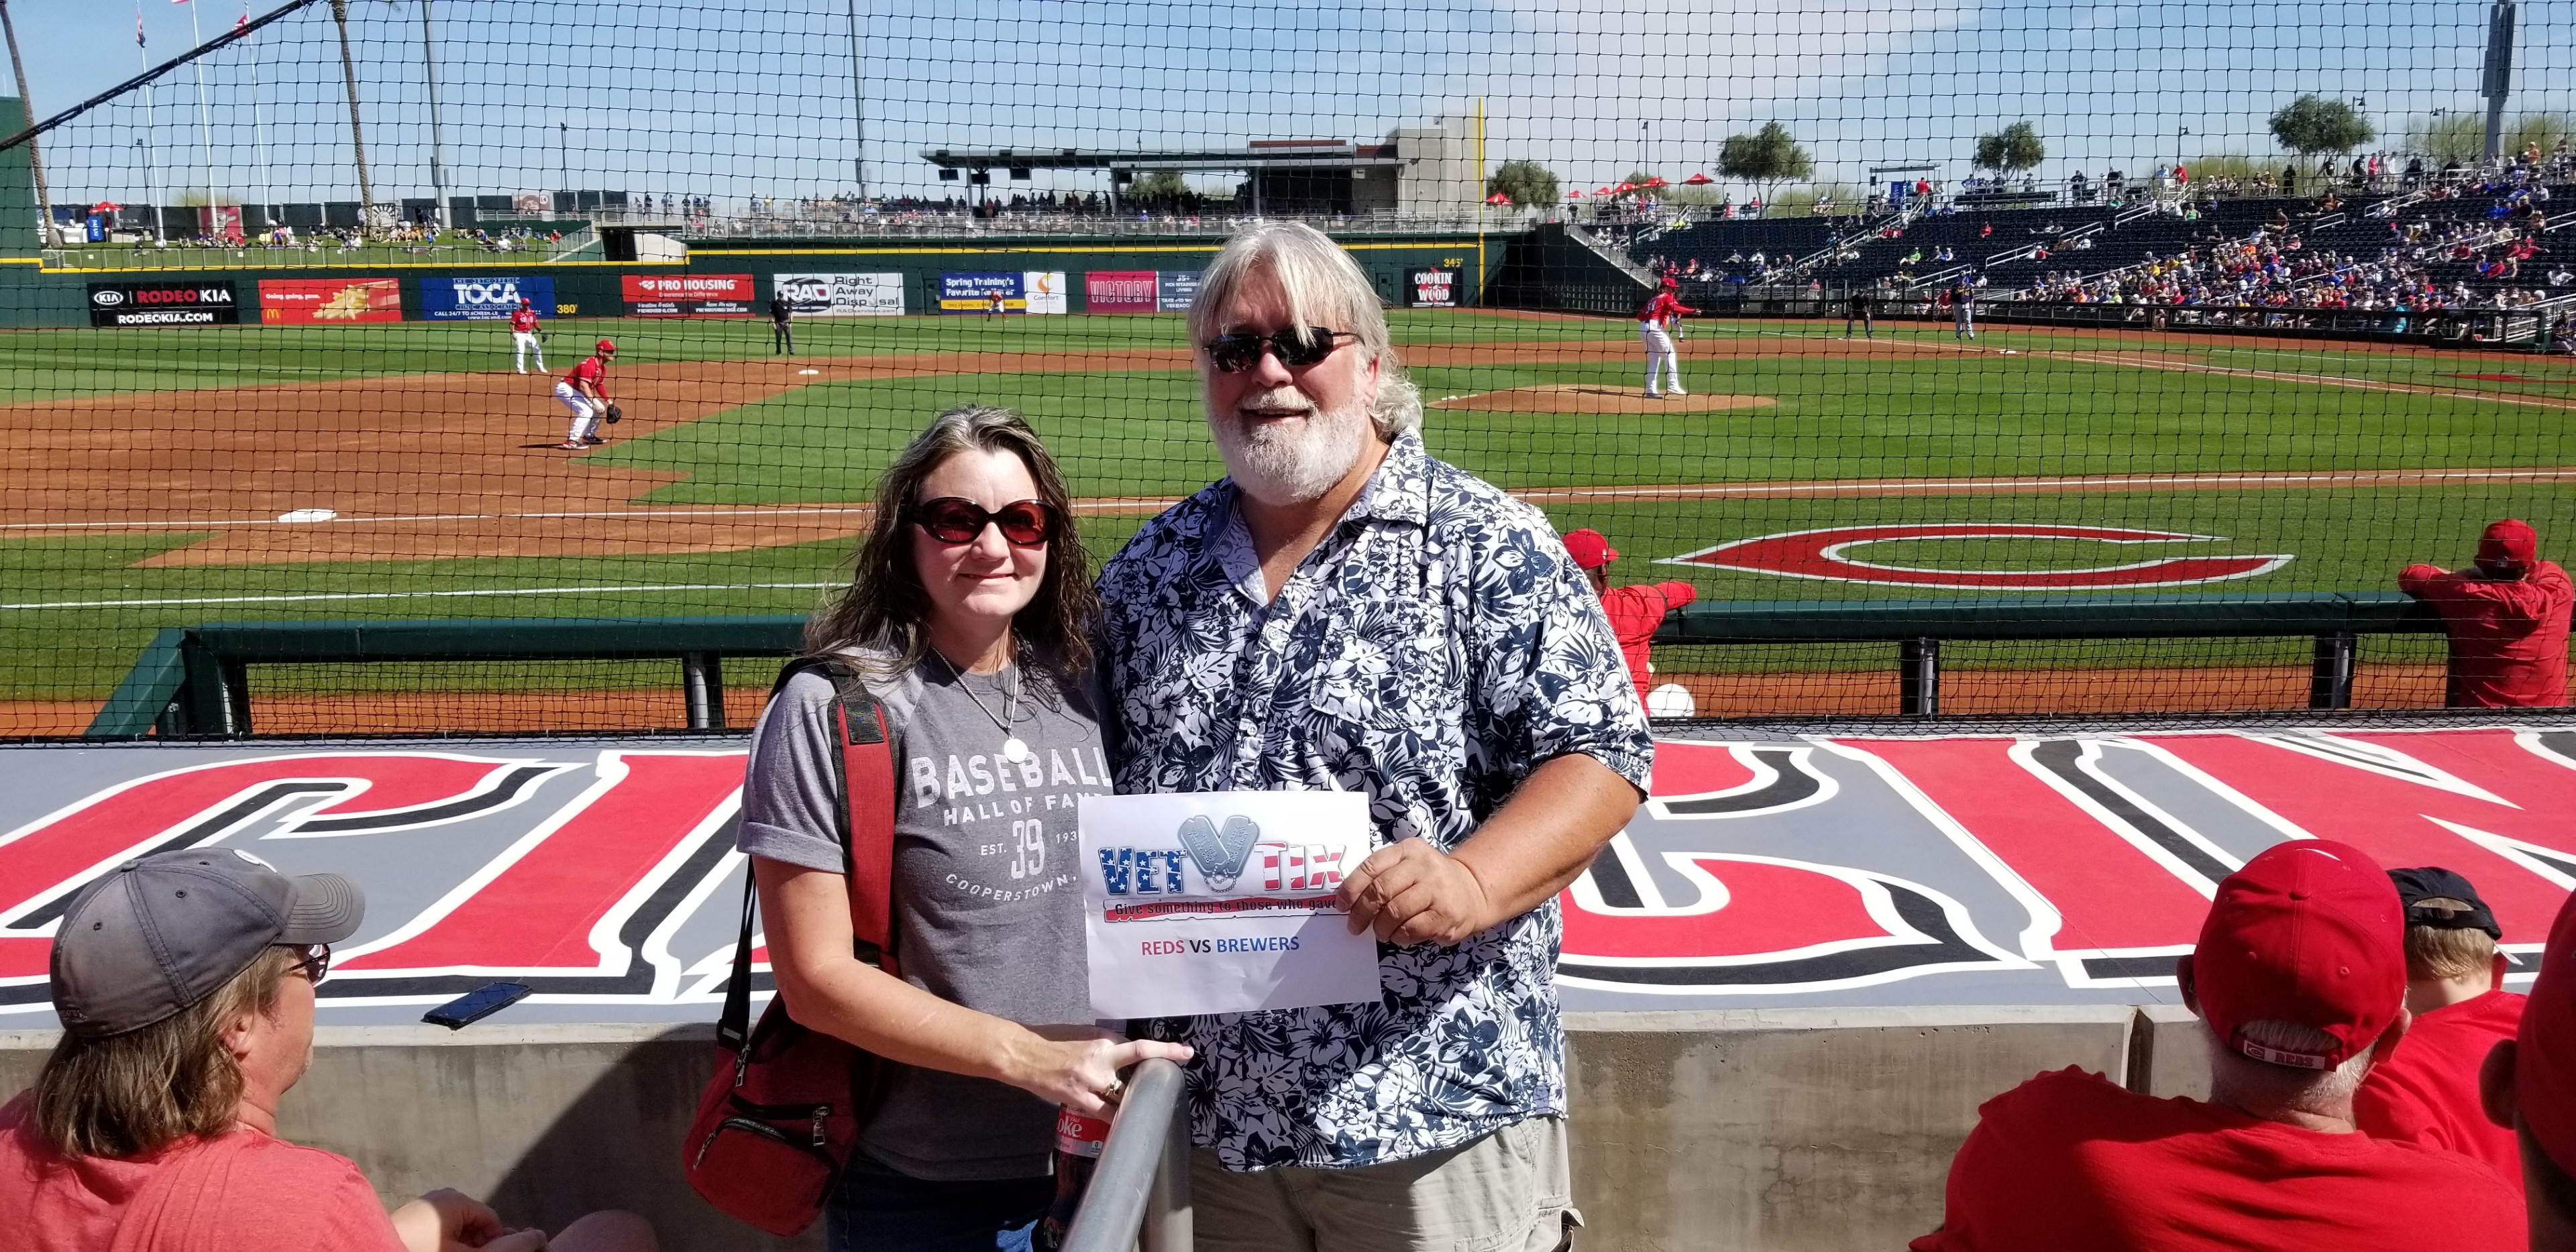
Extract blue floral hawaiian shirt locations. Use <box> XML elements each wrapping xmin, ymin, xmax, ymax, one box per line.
<box><xmin>1095</xmin><ymin>431</ymin><xmax>1655</xmax><ymax>1171</ymax></box>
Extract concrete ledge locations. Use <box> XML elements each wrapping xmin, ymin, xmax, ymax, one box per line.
<box><xmin>5</xmin><ymin>1008</ymin><xmax>2189</xmax><ymax>1251</ymax></box>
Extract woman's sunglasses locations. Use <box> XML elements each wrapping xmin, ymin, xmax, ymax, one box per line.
<box><xmin>910</xmin><ymin>497</ymin><xmax>1061</xmax><ymax>547</ymax></box>
<box><xmin>1202</xmin><ymin>327</ymin><xmax>1357</xmax><ymax>374</ymax></box>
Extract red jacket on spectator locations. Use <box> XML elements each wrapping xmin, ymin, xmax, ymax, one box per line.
<box><xmin>2353</xmin><ymin>986</ymin><xmax>2524</xmax><ymax>1187</ymax></box>
<box><xmin>2399</xmin><ymin>520</ymin><xmax>2573</xmax><ymax>707</ymax></box>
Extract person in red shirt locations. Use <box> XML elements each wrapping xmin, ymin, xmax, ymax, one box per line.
<box><xmin>2355</xmin><ymin>866</ymin><xmax>2523</xmax><ymax>1185</ymax></box>
<box><xmin>1915</xmin><ymin>840</ymin><xmax>2525</xmax><ymax>1251</ymax></box>
<box><xmin>508</xmin><ymin>297</ymin><xmax>545</xmax><ymax>374</ymax></box>
<box><xmin>2483</xmin><ymin>886</ymin><xmax>2576</xmax><ymax>1249</ymax></box>
<box><xmin>553</xmin><ymin>338</ymin><xmax>618</xmax><ymax>451</ymax></box>
<box><xmin>1638</xmin><ymin>278</ymin><xmax>1697</xmax><ymax>398</ymax></box>
<box><xmin>0</xmin><ymin>849</ymin><xmax>655</xmax><ymax>1252</ymax></box>
<box><xmin>2400</xmin><ymin>519</ymin><xmax>2573</xmax><ymax>707</ymax></box>
<box><xmin>1562</xmin><ymin>528</ymin><xmax>1697</xmax><ymax>714</ymax></box>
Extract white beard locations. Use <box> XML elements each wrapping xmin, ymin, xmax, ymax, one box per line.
<box><xmin>1208</xmin><ymin>387</ymin><xmax>1370</xmax><ymax>506</ymax></box>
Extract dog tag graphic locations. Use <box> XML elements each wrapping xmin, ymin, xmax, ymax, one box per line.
<box><xmin>1177</xmin><ymin>813</ymin><xmax>1260</xmax><ymax>890</ymax></box>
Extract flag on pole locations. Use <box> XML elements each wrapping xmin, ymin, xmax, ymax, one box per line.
<box><xmin>137</xmin><ymin>0</ymin><xmax>146</xmax><ymax>46</ymax></box>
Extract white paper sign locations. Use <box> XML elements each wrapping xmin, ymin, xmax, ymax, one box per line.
<box><xmin>1080</xmin><ymin>791</ymin><xmax>1381</xmax><ymax>1018</ymax></box>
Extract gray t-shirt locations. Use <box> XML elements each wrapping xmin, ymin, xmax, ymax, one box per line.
<box><xmin>737</xmin><ymin>648</ymin><xmax>1110</xmax><ymax>1180</ymax></box>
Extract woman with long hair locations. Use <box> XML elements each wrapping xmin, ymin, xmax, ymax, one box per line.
<box><xmin>738</xmin><ymin>406</ymin><xmax>1188</xmax><ymax>1252</ymax></box>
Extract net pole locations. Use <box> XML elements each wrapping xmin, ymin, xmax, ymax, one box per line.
<box><xmin>421</xmin><ymin>0</ymin><xmax>448</xmax><ymax>226</ymax></box>
<box><xmin>186</xmin><ymin>0</ymin><xmax>215</xmax><ymax>217</ymax></box>
<box><xmin>0</xmin><ymin>0</ymin><xmax>54</xmax><ymax>247</ymax></box>
<box><xmin>137</xmin><ymin>4</ymin><xmax>159</xmax><ymax>239</ymax></box>
<box><xmin>244</xmin><ymin>1</ymin><xmax>270</xmax><ymax>228</ymax></box>
<box><xmin>845</xmin><ymin>0</ymin><xmax>865</xmax><ymax>198</ymax></box>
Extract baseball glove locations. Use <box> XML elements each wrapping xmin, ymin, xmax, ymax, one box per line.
<box><xmin>603</xmin><ymin>403</ymin><xmax>623</xmax><ymax>425</ymax></box>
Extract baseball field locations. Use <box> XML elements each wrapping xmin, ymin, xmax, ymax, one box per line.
<box><xmin>7</xmin><ymin>308</ymin><xmax>2575</xmax><ymax>734</ymax></box>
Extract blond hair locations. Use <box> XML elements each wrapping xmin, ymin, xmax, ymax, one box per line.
<box><xmin>1188</xmin><ymin>221</ymin><xmax>1423</xmax><ymax>439</ymax></box>
<box><xmin>32</xmin><ymin>946</ymin><xmax>301</xmax><ymax>1159</ymax></box>
<box><xmin>2404</xmin><ymin>898</ymin><xmax>2499</xmax><ymax>980</ymax></box>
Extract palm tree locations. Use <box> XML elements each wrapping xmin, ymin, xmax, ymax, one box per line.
<box><xmin>329</xmin><ymin>0</ymin><xmax>375</xmax><ymax>222</ymax></box>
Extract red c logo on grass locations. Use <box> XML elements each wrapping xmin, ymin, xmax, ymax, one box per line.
<box><xmin>1664</xmin><ymin>524</ymin><xmax>2291</xmax><ymax>589</ymax></box>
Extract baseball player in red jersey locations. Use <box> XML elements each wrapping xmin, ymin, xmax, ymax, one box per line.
<box><xmin>554</xmin><ymin>339</ymin><xmax>616</xmax><ymax>450</ymax></box>
<box><xmin>1640</xmin><ymin>278</ymin><xmax>1697</xmax><ymax>397</ymax></box>
<box><xmin>1564</xmin><ymin>528</ymin><xmax>1699</xmax><ymax>713</ymax></box>
<box><xmin>509</xmin><ymin>298</ymin><xmax>545</xmax><ymax>374</ymax></box>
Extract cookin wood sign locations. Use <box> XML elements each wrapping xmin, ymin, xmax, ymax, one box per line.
<box><xmin>1</xmin><ymin>726</ymin><xmax>2569</xmax><ymax>1023</ymax></box>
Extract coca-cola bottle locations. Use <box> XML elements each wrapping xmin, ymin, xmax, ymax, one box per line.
<box><xmin>1038</xmin><ymin>1105</ymin><xmax>1111</xmax><ymax>1251</ymax></box>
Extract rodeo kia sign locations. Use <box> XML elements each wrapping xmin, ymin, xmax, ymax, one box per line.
<box><xmin>4</xmin><ymin>725</ymin><xmax>2571</xmax><ymax>1025</ymax></box>
<box><xmin>87</xmin><ymin>281</ymin><xmax>240</xmax><ymax>327</ymax></box>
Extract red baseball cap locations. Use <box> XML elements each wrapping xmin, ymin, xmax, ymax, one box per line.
<box><xmin>2478</xmin><ymin>518</ymin><xmax>2538</xmax><ymax>571</ymax></box>
<box><xmin>2517</xmin><ymin>887</ymin><xmax>2576</xmax><ymax>1174</ymax></box>
<box><xmin>1563</xmin><ymin>528</ymin><xmax>1619</xmax><ymax>570</ymax></box>
<box><xmin>2184</xmin><ymin>840</ymin><xmax>2405</xmax><ymax>1071</ymax></box>
<box><xmin>596</xmin><ymin>339</ymin><xmax>618</xmax><ymax>354</ymax></box>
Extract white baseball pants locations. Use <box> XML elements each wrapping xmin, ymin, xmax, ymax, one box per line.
<box><xmin>555</xmin><ymin>382</ymin><xmax>600</xmax><ymax>441</ymax></box>
<box><xmin>1640</xmin><ymin>325</ymin><xmax>1682</xmax><ymax>394</ymax></box>
<box><xmin>514</xmin><ymin>331</ymin><xmax>545</xmax><ymax>373</ymax></box>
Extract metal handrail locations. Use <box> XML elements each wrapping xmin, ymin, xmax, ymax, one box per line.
<box><xmin>1062</xmin><ymin>1057</ymin><xmax>1191</xmax><ymax>1252</ymax></box>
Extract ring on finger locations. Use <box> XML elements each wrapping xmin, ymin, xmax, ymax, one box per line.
<box><xmin>1104</xmin><ymin>1076</ymin><xmax>1124</xmax><ymax>1096</ymax></box>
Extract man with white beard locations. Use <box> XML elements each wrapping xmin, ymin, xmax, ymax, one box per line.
<box><xmin>1093</xmin><ymin>221</ymin><xmax>1652</xmax><ymax>1252</ymax></box>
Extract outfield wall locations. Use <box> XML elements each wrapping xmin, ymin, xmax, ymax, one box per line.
<box><xmin>0</xmin><ymin>229</ymin><xmax>1501</xmax><ymax>329</ymax></box>
<box><xmin>0</xmin><ymin>1008</ymin><xmax>2204</xmax><ymax>1252</ymax></box>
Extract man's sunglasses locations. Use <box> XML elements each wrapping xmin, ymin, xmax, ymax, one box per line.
<box><xmin>290</xmin><ymin>944</ymin><xmax>331</xmax><ymax>986</ymax></box>
<box><xmin>910</xmin><ymin>497</ymin><xmax>1061</xmax><ymax>547</ymax></box>
<box><xmin>1203</xmin><ymin>327</ymin><xmax>1357</xmax><ymax>374</ymax></box>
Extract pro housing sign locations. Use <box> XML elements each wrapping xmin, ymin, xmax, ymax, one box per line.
<box><xmin>623</xmin><ymin>274</ymin><xmax>755</xmax><ymax>317</ymax></box>
<box><xmin>87</xmin><ymin>281</ymin><xmax>240</xmax><ymax>327</ymax></box>
<box><xmin>422</xmin><ymin>276</ymin><xmax>557</xmax><ymax>321</ymax></box>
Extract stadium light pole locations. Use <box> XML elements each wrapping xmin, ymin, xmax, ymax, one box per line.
<box><xmin>845</xmin><ymin>0</ymin><xmax>865</xmax><ymax>198</ymax></box>
<box><xmin>182</xmin><ymin>0</ymin><xmax>217</xmax><ymax>216</ymax></box>
<box><xmin>2481</xmin><ymin>0</ymin><xmax>2516</xmax><ymax>162</ymax></box>
<box><xmin>0</xmin><ymin>0</ymin><xmax>57</xmax><ymax>247</ymax></box>
<box><xmin>419</xmin><ymin>0</ymin><xmax>449</xmax><ymax>227</ymax></box>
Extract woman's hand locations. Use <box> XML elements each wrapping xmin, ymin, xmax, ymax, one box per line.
<box><xmin>1008</xmin><ymin>1027</ymin><xmax>1193</xmax><ymax>1117</ymax></box>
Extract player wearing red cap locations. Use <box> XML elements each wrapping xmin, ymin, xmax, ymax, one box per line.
<box><xmin>2484</xmin><ymin>885</ymin><xmax>2576</xmax><ymax>1247</ymax></box>
<box><xmin>1563</xmin><ymin>528</ymin><xmax>1697</xmax><ymax>713</ymax></box>
<box><xmin>1915</xmin><ymin>840</ymin><xmax>2524</xmax><ymax>1251</ymax></box>
<box><xmin>2401</xmin><ymin>518</ymin><xmax>2573</xmax><ymax>707</ymax></box>
<box><xmin>2354</xmin><ymin>866</ymin><xmax>2523</xmax><ymax>1187</ymax></box>
<box><xmin>508</xmin><ymin>299</ymin><xmax>545</xmax><ymax>374</ymax></box>
<box><xmin>1638</xmin><ymin>280</ymin><xmax>1696</xmax><ymax>398</ymax></box>
<box><xmin>553</xmin><ymin>339</ymin><xmax>618</xmax><ymax>451</ymax></box>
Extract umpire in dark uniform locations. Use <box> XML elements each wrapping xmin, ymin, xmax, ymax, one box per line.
<box><xmin>768</xmin><ymin>291</ymin><xmax>794</xmax><ymax>355</ymax></box>
<box><xmin>1845</xmin><ymin>287</ymin><xmax>1874</xmax><ymax>339</ymax></box>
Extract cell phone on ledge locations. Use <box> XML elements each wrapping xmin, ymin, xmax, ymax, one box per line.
<box><xmin>423</xmin><ymin>982</ymin><xmax>532</xmax><ymax>1030</ymax></box>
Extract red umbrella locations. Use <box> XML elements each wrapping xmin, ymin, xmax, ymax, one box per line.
<box><xmin>1566</xmin><ymin>189</ymin><xmax>1585</xmax><ymax>198</ymax></box>
<box><xmin>91</xmin><ymin>200</ymin><xmax>121</xmax><ymax>213</ymax></box>
<box><xmin>1485</xmin><ymin>191</ymin><xmax>1513</xmax><ymax>205</ymax></box>
<box><xmin>1646</xmin><ymin>176</ymin><xmax>1669</xmax><ymax>188</ymax></box>
<box><xmin>1682</xmin><ymin>173</ymin><xmax>1715</xmax><ymax>185</ymax></box>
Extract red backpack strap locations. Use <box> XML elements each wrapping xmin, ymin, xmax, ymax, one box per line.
<box><xmin>809</xmin><ymin>659</ymin><xmax>900</xmax><ymax>973</ymax></box>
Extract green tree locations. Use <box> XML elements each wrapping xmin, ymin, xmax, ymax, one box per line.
<box><xmin>329</xmin><ymin>0</ymin><xmax>376</xmax><ymax>218</ymax></box>
<box><xmin>1717</xmin><ymin>122</ymin><xmax>1814</xmax><ymax>204</ymax></box>
<box><xmin>2406</xmin><ymin>113</ymin><xmax>2486</xmax><ymax>163</ymax></box>
<box><xmin>2269</xmin><ymin>94</ymin><xmax>2375</xmax><ymax>157</ymax></box>
<box><xmin>2512</xmin><ymin>112</ymin><xmax>2575</xmax><ymax>157</ymax></box>
<box><xmin>1128</xmin><ymin>170</ymin><xmax>1190</xmax><ymax>200</ymax></box>
<box><xmin>1972</xmin><ymin>121</ymin><xmax>2045</xmax><ymax>175</ymax></box>
<box><xmin>1485</xmin><ymin>158</ymin><xmax>1559</xmax><ymax>207</ymax></box>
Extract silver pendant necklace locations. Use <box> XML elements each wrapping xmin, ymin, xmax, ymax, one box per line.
<box><xmin>939</xmin><ymin>646</ymin><xmax>1031</xmax><ymax>763</ymax></box>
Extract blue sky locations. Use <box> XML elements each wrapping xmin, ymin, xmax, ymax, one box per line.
<box><xmin>5</xmin><ymin>0</ymin><xmax>2569</xmax><ymax>207</ymax></box>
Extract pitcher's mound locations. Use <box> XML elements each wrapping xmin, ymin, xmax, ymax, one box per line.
<box><xmin>1432</xmin><ymin>385</ymin><xmax>1776</xmax><ymax>414</ymax></box>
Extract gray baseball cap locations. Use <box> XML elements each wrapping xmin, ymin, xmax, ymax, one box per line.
<box><xmin>51</xmin><ymin>848</ymin><xmax>364</xmax><ymax>1038</ymax></box>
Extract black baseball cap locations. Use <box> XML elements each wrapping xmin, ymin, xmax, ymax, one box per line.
<box><xmin>2387</xmin><ymin>866</ymin><xmax>2503</xmax><ymax>940</ymax></box>
<box><xmin>51</xmin><ymin>848</ymin><xmax>364</xmax><ymax>1038</ymax></box>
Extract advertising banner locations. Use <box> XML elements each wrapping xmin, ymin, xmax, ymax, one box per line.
<box><xmin>1021</xmin><ymin>271</ymin><xmax>1069</xmax><ymax>315</ymax></box>
<box><xmin>1157</xmin><ymin>270</ymin><xmax>1202</xmax><ymax>312</ymax></box>
<box><xmin>940</xmin><ymin>272</ymin><xmax>1024</xmax><ymax>313</ymax></box>
<box><xmin>622</xmin><ymin>274</ymin><xmax>755</xmax><ymax>317</ymax></box>
<box><xmin>421</xmin><ymin>276</ymin><xmax>557</xmax><ymax>321</ymax></box>
<box><xmin>87</xmin><ymin>280</ymin><xmax>241</xmax><ymax>327</ymax></box>
<box><xmin>1406</xmin><ymin>268</ymin><xmax>1460</xmax><ymax>308</ymax></box>
<box><xmin>258</xmin><ymin>278</ymin><xmax>403</xmax><ymax>325</ymax></box>
<box><xmin>773</xmin><ymin>272</ymin><xmax>905</xmax><ymax>317</ymax></box>
<box><xmin>1084</xmin><ymin>270</ymin><xmax>1159</xmax><ymax>314</ymax></box>
<box><xmin>201</xmin><ymin>205</ymin><xmax>244</xmax><ymax>243</ymax></box>
<box><xmin>1081</xmin><ymin>792</ymin><xmax>1380</xmax><ymax>1018</ymax></box>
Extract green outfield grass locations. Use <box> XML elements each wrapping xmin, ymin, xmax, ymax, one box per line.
<box><xmin>5</xmin><ymin>310</ymin><xmax>2571</xmax><ymax>710</ymax></box>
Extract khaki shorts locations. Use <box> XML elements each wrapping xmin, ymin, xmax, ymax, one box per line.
<box><xmin>1191</xmin><ymin>1117</ymin><xmax>1578</xmax><ymax>1252</ymax></box>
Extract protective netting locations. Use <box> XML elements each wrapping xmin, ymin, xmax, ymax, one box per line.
<box><xmin>1</xmin><ymin>0</ymin><xmax>2572</xmax><ymax>736</ymax></box>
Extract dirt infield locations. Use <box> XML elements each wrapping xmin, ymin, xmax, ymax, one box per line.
<box><xmin>1432</xmin><ymin>385</ymin><xmax>1777</xmax><ymax>414</ymax></box>
<box><xmin>0</xmin><ymin>663</ymin><xmax>2455</xmax><ymax>737</ymax></box>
